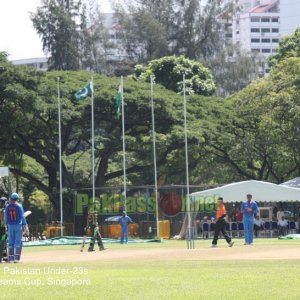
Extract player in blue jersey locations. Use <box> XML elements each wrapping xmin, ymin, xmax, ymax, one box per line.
<box><xmin>241</xmin><ymin>194</ymin><xmax>259</xmax><ymax>245</ymax></box>
<box><xmin>5</xmin><ymin>193</ymin><xmax>27</xmax><ymax>263</ymax></box>
<box><xmin>119</xmin><ymin>211</ymin><xmax>133</xmax><ymax>244</ymax></box>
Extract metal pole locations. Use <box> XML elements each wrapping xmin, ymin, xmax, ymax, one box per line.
<box><xmin>91</xmin><ymin>78</ymin><xmax>95</xmax><ymax>208</ymax></box>
<box><xmin>57</xmin><ymin>77</ymin><xmax>63</xmax><ymax>236</ymax></box>
<box><xmin>121</xmin><ymin>76</ymin><xmax>127</xmax><ymax>210</ymax></box>
<box><xmin>183</xmin><ymin>74</ymin><xmax>194</xmax><ymax>249</ymax></box>
<box><xmin>150</xmin><ymin>76</ymin><xmax>160</xmax><ymax>239</ymax></box>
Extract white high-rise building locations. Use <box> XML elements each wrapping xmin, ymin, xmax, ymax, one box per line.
<box><xmin>232</xmin><ymin>0</ymin><xmax>280</xmax><ymax>58</ymax></box>
<box><xmin>280</xmin><ymin>0</ymin><xmax>300</xmax><ymax>37</ymax></box>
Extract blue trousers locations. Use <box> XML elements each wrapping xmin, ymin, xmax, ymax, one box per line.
<box><xmin>120</xmin><ymin>227</ymin><xmax>128</xmax><ymax>244</ymax></box>
<box><xmin>243</xmin><ymin>218</ymin><xmax>254</xmax><ymax>244</ymax></box>
<box><xmin>7</xmin><ymin>224</ymin><xmax>22</xmax><ymax>262</ymax></box>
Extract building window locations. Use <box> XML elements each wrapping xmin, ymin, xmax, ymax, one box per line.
<box><xmin>272</xmin><ymin>38</ymin><xmax>279</xmax><ymax>43</ymax></box>
<box><xmin>272</xmin><ymin>48</ymin><xmax>278</xmax><ymax>53</ymax></box>
<box><xmin>272</xmin><ymin>28</ymin><xmax>279</xmax><ymax>33</ymax></box>
<box><xmin>251</xmin><ymin>49</ymin><xmax>260</xmax><ymax>53</ymax></box>
<box><xmin>261</xmin><ymin>18</ymin><xmax>270</xmax><ymax>22</ymax></box>
<box><xmin>261</xmin><ymin>28</ymin><xmax>270</xmax><ymax>33</ymax></box>
<box><xmin>251</xmin><ymin>38</ymin><xmax>260</xmax><ymax>43</ymax></box>
<box><xmin>272</xmin><ymin>18</ymin><xmax>279</xmax><ymax>22</ymax></box>
<box><xmin>262</xmin><ymin>38</ymin><xmax>271</xmax><ymax>43</ymax></box>
<box><xmin>251</xmin><ymin>28</ymin><xmax>260</xmax><ymax>32</ymax></box>
<box><xmin>251</xmin><ymin>17</ymin><xmax>260</xmax><ymax>22</ymax></box>
<box><xmin>262</xmin><ymin>48</ymin><xmax>271</xmax><ymax>53</ymax></box>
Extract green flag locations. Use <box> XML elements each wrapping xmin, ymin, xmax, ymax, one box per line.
<box><xmin>116</xmin><ymin>84</ymin><xmax>122</xmax><ymax>119</ymax></box>
<box><xmin>74</xmin><ymin>82</ymin><xmax>93</xmax><ymax>101</ymax></box>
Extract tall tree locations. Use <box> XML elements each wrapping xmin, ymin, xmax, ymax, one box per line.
<box><xmin>114</xmin><ymin>0</ymin><xmax>172</xmax><ymax>62</ymax></box>
<box><xmin>208</xmin><ymin>57</ymin><xmax>300</xmax><ymax>183</ymax></box>
<box><xmin>205</xmin><ymin>45</ymin><xmax>265</xmax><ymax>97</ymax></box>
<box><xmin>1</xmin><ymin>55</ymin><xmax>213</xmax><ymax>214</ymax></box>
<box><xmin>114</xmin><ymin>0</ymin><xmax>232</xmax><ymax>62</ymax></box>
<box><xmin>80</xmin><ymin>1</ymin><xmax>117</xmax><ymax>74</ymax></box>
<box><xmin>31</xmin><ymin>0</ymin><xmax>83</xmax><ymax>70</ymax></box>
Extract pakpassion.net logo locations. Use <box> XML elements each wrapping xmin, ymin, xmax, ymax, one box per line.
<box><xmin>75</xmin><ymin>192</ymin><xmax>219</xmax><ymax>216</ymax></box>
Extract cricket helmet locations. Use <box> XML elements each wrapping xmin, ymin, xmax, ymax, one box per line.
<box><xmin>0</xmin><ymin>197</ymin><xmax>7</xmax><ymax>207</ymax></box>
<box><xmin>10</xmin><ymin>193</ymin><xmax>19</xmax><ymax>200</ymax></box>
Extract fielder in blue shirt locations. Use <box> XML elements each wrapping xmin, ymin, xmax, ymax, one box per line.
<box><xmin>241</xmin><ymin>194</ymin><xmax>259</xmax><ymax>245</ymax></box>
<box><xmin>119</xmin><ymin>211</ymin><xmax>133</xmax><ymax>244</ymax></box>
<box><xmin>5</xmin><ymin>193</ymin><xmax>27</xmax><ymax>262</ymax></box>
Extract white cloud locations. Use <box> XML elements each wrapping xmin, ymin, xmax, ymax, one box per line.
<box><xmin>0</xmin><ymin>0</ymin><xmax>112</xmax><ymax>61</ymax></box>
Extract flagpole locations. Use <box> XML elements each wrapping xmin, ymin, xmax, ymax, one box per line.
<box><xmin>121</xmin><ymin>76</ymin><xmax>127</xmax><ymax>211</ymax></box>
<box><xmin>150</xmin><ymin>76</ymin><xmax>160</xmax><ymax>239</ymax></box>
<box><xmin>57</xmin><ymin>77</ymin><xmax>63</xmax><ymax>236</ymax></box>
<box><xmin>91</xmin><ymin>77</ymin><xmax>95</xmax><ymax>209</ymax></box>
<box><xmin>183</xmin><ymin>74</ymin><xmax>193</xmax><ymax>249</ymax></box>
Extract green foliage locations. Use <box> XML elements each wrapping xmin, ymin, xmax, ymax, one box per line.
<box><xmin>4</xmin><ymin>48</ymin><xmax>300</xmax><ymax>219</ymax></box>
<box><xmin>1</xmin><ymin>55</ymin><xmax>220</xmax><ymax>209</ymax></box>
<box><xmin>28</xmin><ymin>190</ymin><xmax>51</xmax><ymax>213</ymax></box>
<box><xmin>225</xmin><ymin>57</ymin><xmax>300</xmax><ymax>182</ymax></box>
<box><xmin>205</xmin><ymin>45</ymin><xmax>265</xmax><ymax>97</ymax></box>
<box><xmin>80</xmin><ymin>1</ymin><xmax>118</xmax><ymax>74</ymax></box>
<box><xmin>30</xmin><ymin>0</ymin><xmax>83</xmax><ymax>70</ymax></box>
<box><xmin>115</xmin><ymin>0</ymin><xmax>230</xmax><ymax>62</ymax></box>
<box><xmin>269</xmin><ymin>27</ymin><xmax>300</xmax><ymax>67</ymax></box>
<box><xmin>27</xmin><ymin>189</ymin><xmax>53</xmax><ymax>224</ymax></box>
<box><xmin>134</xmin><ymin>55</ymin><xmax>216</xmax><ymax>96</ymax></box>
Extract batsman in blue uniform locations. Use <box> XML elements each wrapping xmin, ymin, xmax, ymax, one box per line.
<box><xmin>241</xmin><ymin>194</ymin><xmax>259</xmax><ymax>245</ymax></box>
<box><xmin>5</xmin><ymin>193</ymin><xmax>27</xmax><ymax>263</ymax></box>
<box><xmin>119</xmin><ymin>211</ymin><xmax>133</xmax><ymax>244</ymax></box>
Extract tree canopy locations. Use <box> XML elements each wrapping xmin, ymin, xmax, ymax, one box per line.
<box><xmin>31</xmin><ymin>0</ymin><xmax>83</xmax><ymax>70</ymax></box>
<box><xmin>217</xmin><ymin>57</ymin><xmax>300</xmax><ymax>182</ymax></box>
<box><xmin>1</xmin><ymin>53</ymin><xmax>221</xmax><ymax>215</ymax></box>
<box><xmin>268</xmin><ymin>27</ymin><xmax>300</xmax><ymax>67</ymax></box>
<box><xmin>114</xmin><ymin>0</ymin><xmax>230</xmax><ymax>62</ymax></box>
<box><xmin>133</xmin><ymin>55</ymin><xmax>216</xmax><ymax>96</ymax></box>
<box><xmin>3</xmin><ymin>50</ymin><xmax>300</xmax><ymax>220</ymax></box>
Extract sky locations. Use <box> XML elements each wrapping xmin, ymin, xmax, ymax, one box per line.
<box><xmin>0</xmin><ymin>0</ymin><xmax>112</xmax><ymax>61</ymax></box>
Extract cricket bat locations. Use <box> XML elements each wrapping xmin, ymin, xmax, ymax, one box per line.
<box><xmin>24</xmin><ymin>210</ymin><xmax>32</xmax><ymax>218</ymax></box>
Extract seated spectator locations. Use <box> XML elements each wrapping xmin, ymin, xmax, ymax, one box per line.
<box><xmin>195</xmin><ymin>217</ymin><xmax>201</xmax><ymax>235</ymax></box>
<box><xmin>201</xmin><ymin>216</ymin><xmax>209</xmax><ymax>239</ymax></box>
<box><xmin>235</xmin><ymin>207</ymin><xmax>243</xmax><ymax>222</ymax></box>
<box><xmin>276</xmin><ymin>207</ymin><xmax>285</xmax><ymax>221</ymax></box>
<box><xmin>253</xmin><ymin>215</ymin><xmax>264</xmax><ymax>238</ymax></box>
<box><xmin>278</xmin><ymin>216</ymin><xmax>288</xmax><ymax>236</ymax></box>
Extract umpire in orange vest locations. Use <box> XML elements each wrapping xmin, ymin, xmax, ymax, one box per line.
<box><xmin>211</xmin><ymin>197</ymin><xmax>234</xmax><ymax>248</ymax></box>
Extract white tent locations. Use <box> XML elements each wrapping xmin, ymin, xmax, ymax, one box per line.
<box><xmin>191</xmin><ymin>180</ymin><xmax>300</xmax><ymax>203</ymax></box>
<box><xmin>280</xmin><ymin>177</ymin><xmax>300</xmax><ymax>188</ymax></box>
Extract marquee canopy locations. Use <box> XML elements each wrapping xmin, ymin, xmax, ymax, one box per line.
<box><xmin>280</xmin><ymin>177</ymin><xmax>300</xmax><ymax>188</ymax></box>
<box><xmin>191</xmin><ymin>180</ymin><xmax>300</xmax><ymax>203</ymax></box>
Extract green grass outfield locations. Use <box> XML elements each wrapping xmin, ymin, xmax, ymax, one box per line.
<box><xmin>1</xmin><ymin>239</ymin><xmax>300</xmax><ymax>300</ymax></box>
